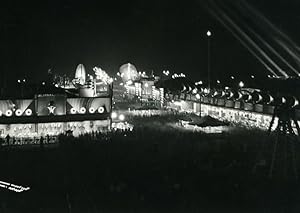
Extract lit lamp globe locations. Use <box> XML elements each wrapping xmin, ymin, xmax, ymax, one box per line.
<box><xmin>238</xmin><ymin>81</ymin><xmax>245</xmax><ymax>88</ymax></box>
<box><xmin>111</xmin><ymin>112</ymin><xmax>117</xmax><ymax>119</ymax></box>
<box><xmin>119</xmin><ymin>114</ymin><xmax>125</xmax><ymax>121</ymax></box>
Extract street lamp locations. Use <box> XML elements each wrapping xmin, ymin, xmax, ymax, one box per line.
<box><xmin>239</xmin><ymin>81</ymin><xmax>245</xmax><ymax>88</ymax></box>
<box><xmin>206</xmin><ymin>30</ymin><xmax>212</xmax><ymax>90</ymax></box>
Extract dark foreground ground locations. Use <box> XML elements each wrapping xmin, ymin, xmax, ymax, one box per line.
<box><xmin>1</xmin><ymin>116</ymin><xmax>300</xmax><ymax>213</ymax></box>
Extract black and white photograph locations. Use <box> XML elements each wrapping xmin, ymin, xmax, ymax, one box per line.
<box><xmin>0</xmin><ymin>0</ymin><xmax>300</xmax><ymax>212</ymax></box>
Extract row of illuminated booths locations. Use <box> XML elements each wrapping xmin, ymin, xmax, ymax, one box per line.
<box><xmin>165</xmin><ymin>87</ymin><xmax>299</xmax><ymax>116</ymax></box>
<box><xmin>167</xmin><ymin>100</ymin><xmax>277</xmax><ymax>130</ymax></box>
<box><xmin>1</xmin><ymin>120</ymin><xmax>111</xmax><ymax>138</ymax></box>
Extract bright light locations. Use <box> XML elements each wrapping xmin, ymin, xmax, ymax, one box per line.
<box><xmin>111</xmin><ymin>112</ymin><xmax>117</xmax><ymax>119</ymax></box>
<box><xmin>196</xmin><ymin>94</ymin><xmax>201</xmax><ymax>100</ymax></box>
<box><xmin>144</xmin><ymin>83</ymin><xmax>149</xmax><ymax>88</ymax></box>
<box><xmin>294</xmin><ymin>98</ymin><xmax>299</xmax><ymax>107</ymax></box>
<box><xmin>227</xmin><ymin>91</ymin><xmax>234</xmax><ymax>99</ymax></box>
<box><xmin>23</xmin><ymin>79</ymin><xmax>26</xmax><ymax>83</ymax></box>
<box><xmin>163</xmin><ymin>70</ymin><xmax>170</xmax><ymax>76</ymax></box>
<box><xmin>195</xmin><ymin>81</ymin><xmax>203</xmax><ymax>86</ymax></box>
<box><xmin>25</xmin><ymin>109</ymin><xmax>32</xmax><ymax>116</ymax></box>
<box><xmin>267</xmin><ymin>95</ymin><xmax>274</xmax><ymax>104</ymax></box>
<box><xmin>17</xmin><ymin>79</ymin><xmax>21</xmax><ymax>83</ymax></box>
<box><xmin>15</xmin><ymin>109</ymin><xmax>22</xmax><ymax>116</ymax></box>
<box><xmin>126</xmin><ymin>80</ymin><xmax>133</xmax><ymax>85</ymax></box>
<box><xmin>238</xmin><ymin>81</ymin><xmax>245</xmax><ymax>88</ymax></box>
<box><xmin>98</xmin><ymin>107</ymin><xmax>105</xmax><ymax>113</ymax></box>
<box><xmin>93</xmin><ymin>67</ymin><xmax>113</xmax><ymax>84</ymax></box>
<box><xmin>89</xmin><ymin>107</ymin><xmax>96</xmax><ymax>113</ymax></box>
<box><xmin>119</xmin><ymin>114</ymin><xmax>125</xmax><ymax>121</ymax></box>
<box><xmin>0</xmin><ymin>111</ymin><xmax>2</xmax><ymax>116</ymax></box>
<box><xmin>251</xmin><ymin>75</ymin><xmax>255</xmax><ymax>79</ymax></box>
<box><xmin>203</xmin><ymin>88</ymin><xmax>209</xmax><ymax>94</ymax></box>
<box><xmin>216</xmin><ymin>80</ymin><xmax>220</xmax><ymax>84</ymax></box>
<box><xmin>207</xmin><ymin>30</ymin><xmax>212</xmax><ymax>37</ymax></box>
<box><xmin>70</xmin><ymin>108</ymin><xmax>77</xmax><ymax>114</ymax></box>
<box><xmin>5</xmin><ymin>110</ymin><xmax>13</xmax><ymax>117</ymax></box>
<box><xmin>0</xmin><ymin>180</ymin><xmax>30</xmax><ymax>193</ymax></box>
<box><xmin>212</xmin><ymin>91</ymin><xmax>218</xmax><ymax>97</ymax></box>
<box><xmin>192</xmin><ymin>88</ymin><xmax>198</xmax><ymax>94</ymax></box>
<box><xmin>231</xmin><ymin>76</ymin><xmax>235</xmax><ymax>80</ymax></box>
<box><xmin>79</xmin><ymin>107</ymin><xmax>86</xmax><ymax>114</ymax></box>
<box><xmin>42</xmin><ymin>82</ymin><xmax>45</xmax><ymax>85</ymax></box>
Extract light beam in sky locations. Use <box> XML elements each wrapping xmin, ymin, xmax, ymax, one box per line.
<box><xmin>208</xmin><ymin>0</ymin><xmax>289</xmax><ymax>77</ymax></box>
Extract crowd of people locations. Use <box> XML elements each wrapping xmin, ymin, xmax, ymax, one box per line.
<box><xmin>0</xmin><ymin>114</ymin><xmax>299</xmax><ymax>212</ymax></box>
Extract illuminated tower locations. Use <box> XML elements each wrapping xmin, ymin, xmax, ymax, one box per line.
<box><xmin>75</xmin><ymin>64</ymin><xmax>86</xmax><ymax>85</ymax></box>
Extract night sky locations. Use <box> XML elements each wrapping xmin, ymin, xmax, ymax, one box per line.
<box><xmin>1</xmin><ymin>0</ymin><xmax>299</xmax><ymax>87</ymax></box>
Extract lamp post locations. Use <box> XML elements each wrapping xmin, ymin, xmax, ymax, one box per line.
<box><xmin>207</xmin><ymin>30</ymin><xmax>212</xmax><ymax>90</ymax></box>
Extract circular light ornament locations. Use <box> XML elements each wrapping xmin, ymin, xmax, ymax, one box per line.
<box><xmin>98</xmin><ymin>107</ymin><xmax>105</xmax><ymax>114</ymax></box>
<box><xmin>79</xmin><ymin>107</ymin><xmax>86</xmax><ymax>114</ymax></box>
<box><xmin>6</xmin><ymin>109</ymin><xmax>13</xmax><ymax>117</ymax></box>
<box><xmin>89</xmin><ymin>107</ymin><xmax>96</xmax><ymax>113</ymax></box>
<box><xmin>70</xmin><ymin>108</ymin><xmax>77</xmax><ymax>114</ymax></box>
<box><xmin>243</xmin><ymin>94</ymin><xmax>252</xmax><ymax>102</ymax></box>
<box><xmin>25</xmin><ymin>109</ymin><xmax>32</xmax><ymax>116</ymax></box>
<box><xmin>111</xmin><ymin>112</ymin><xmax>117</xmax><ymax>119</ymax></box>
<box><xmin>119</xmin><ymin>114</ymin><xmax>125</xmax><ymax>121</ymax></box>
<box><xmin>220</xmin><ymin>91</ymin><xmax>226</xmax><ymax>98</ymax></box>
<box><xmin>234</xmin><ymin>91</ymin><xmax>243</xmax><ymax>101</ymax></box>
<box><xmin>15</xmin><ymin>109</ymin><xmax>22</xmax><ymax>116</ymax></box>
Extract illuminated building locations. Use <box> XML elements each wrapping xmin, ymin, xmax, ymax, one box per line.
<box><xmin>119</xmin><ymin>63</ymin><xmax>139</xmax><ymax>82</ymax></box>
<box><xmin>0</xmin><ymin>66</ymin><xmax>113</xmax><ymax>138</ymax></box>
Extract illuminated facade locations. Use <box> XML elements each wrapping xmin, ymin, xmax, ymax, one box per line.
<box><xmin>0</xmin><ymin>95</ymin><xmax>112</xmax><ymax>137</ymax></box>
<box><xmin>0</xmin><ymin>94</ymin><xmax>112</xmax><ymax>138</ymax></box>
<box><xmin>167</xmin><ymin>98</ymin><xmax>282</xmax><ymax>131</ymax></box>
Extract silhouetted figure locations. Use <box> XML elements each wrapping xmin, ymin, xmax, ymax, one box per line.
<box><xmin>0</xmin><ymin>138</ymin><xmax>3</xmax><ymax>149</ymax></box>
<box><xmin>12</xmin><ymin>137</ymin><xmax>16</xmax><ymax>145</ymax></box>
<box><xmin>46</xmin><ymin>134</ymin><xmax>50</xmax><ymax>143</ymax></box>
<box><xmin>40</xmin><ymin>136</ymin><xmax>44</xmax><ymax>149</ymax></box>
<box><xmin>5</xmin><ymin>134</ymin><xmax>10</xmax><ymax>146</ymax></box>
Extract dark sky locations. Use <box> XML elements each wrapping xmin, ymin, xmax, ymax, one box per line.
<box><xmin>1</xmin><ymin>0</ymin><xmax>299</xmax><ymax>86</ymax></box>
